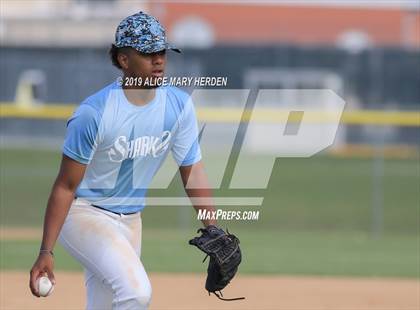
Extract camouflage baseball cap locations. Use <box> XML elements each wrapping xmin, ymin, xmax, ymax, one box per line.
<box><xmin>115</xmin><ymin>11</ymin><xmax>181</xmax><ymax>54</ymax></box>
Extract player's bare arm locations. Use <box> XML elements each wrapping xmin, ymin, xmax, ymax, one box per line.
<box><xmin>179</xmin><ymin>161</ymin><xmax>217</xmax><ymax>227</ymax></box>
<box><xmin>182</xmin><ymin>161</ymin><xmax>243</xmax><ymax>300</ymax></box>
<box><xmin>29</xmin><ymin>155</ymin><xmax>86</xmax><ymax>297</ymax></box>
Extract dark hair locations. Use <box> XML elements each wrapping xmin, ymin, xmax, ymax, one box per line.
<box><xmin>109</xmin><ymin>44</ymin><xmax>131</xmax><ymax>69</ymax></box>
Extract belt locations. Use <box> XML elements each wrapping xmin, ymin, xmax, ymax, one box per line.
<box><xmin>91</xmin><ymin>204</ymin><xmax>139</xmax><ymax>215</ymax></box>
<box><xmin>75</xmin><ymin>197</ymin><xmax>139</xmax><ymax>215</ymax></box>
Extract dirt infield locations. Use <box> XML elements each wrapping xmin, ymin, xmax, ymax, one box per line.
<box><xmin>1</xmin><ymin>271</ymin><xmax>419</xmax><ymax>310</ymax></box>
<box><xmin>0</xmin><ymin>228</ymin><xmax>42</xmax><ymax>241</ymax></box>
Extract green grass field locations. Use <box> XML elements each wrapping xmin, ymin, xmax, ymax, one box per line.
<box><xmin>1</xmin><ymin>148</ymin><xmax>419</xmax><ymax>277</ymax></box>
<box><xmin>1</xmin><ymin>230</ymin><xmax>418</xmax><ymax>277</ymax></box>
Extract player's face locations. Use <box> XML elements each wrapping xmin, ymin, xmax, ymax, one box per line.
<box><xmin>124</xmin><ymin>49</ymin><xmax>166</xmax><ymax>87</ymax></box>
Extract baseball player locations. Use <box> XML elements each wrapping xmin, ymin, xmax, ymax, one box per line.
<box><xmin>29</xmin><ymin>11</ymin><xmax>217</xmax><ymax>309</ymax></box>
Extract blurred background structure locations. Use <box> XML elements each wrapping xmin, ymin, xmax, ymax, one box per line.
<box><xmin>1</xmin><ymin>0</ymin><xmax>419</xmax><ymax>145</ymax></box>
<box><xmin>0</xmin><ymin>0</ymin><xmax>419</xmax><ymax>288</ymax></box>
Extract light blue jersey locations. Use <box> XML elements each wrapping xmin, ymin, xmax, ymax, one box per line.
<box><xmin>63</xmin><ymin>81</ymin><xmax>201</xmax><ymax>213</ymax></box>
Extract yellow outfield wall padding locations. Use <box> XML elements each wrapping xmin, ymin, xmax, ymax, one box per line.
<box><xmin>0</xmin><ymin>103</ymin><xmax>419</xmax><ymax>126</ymax></box>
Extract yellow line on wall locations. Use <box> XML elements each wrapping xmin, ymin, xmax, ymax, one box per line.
<box><xmin>0</xmin><ymin>103</ymin><xmax>419</xmax><ymax>126</ymax></box>
<box><xmin>0</xmin><ymin>103</ymin><xmax>76</xmax><ymax>120</ymax></box>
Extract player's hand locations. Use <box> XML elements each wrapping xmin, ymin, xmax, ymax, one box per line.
<box><xmin>29</xmin><ymin>253</ymin><xmax>55</xmax><ymax>297</ymax></box>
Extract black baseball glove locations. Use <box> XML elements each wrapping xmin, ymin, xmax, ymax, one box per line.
<box><xmin>189</xmin><ymin>225</ymin><xmax>244</xmax><ymax>301</ymax></box>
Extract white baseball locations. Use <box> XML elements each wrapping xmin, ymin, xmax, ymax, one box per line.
<box><xmin>36</xmin><ymin>276</ymin><xmax>54</xmax><ymax>297</ymax></box>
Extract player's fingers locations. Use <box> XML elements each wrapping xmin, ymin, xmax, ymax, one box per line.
<box><xmin>29</xmin><ymin>268</ymin><xmax>41</xmax><ymax>297</ymax></box>
<box><xmin>46</xmin><ymin>269</ymin><xmax>56</xmax><ymax>285</ymax></box>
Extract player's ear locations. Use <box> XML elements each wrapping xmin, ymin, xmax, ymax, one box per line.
<box><xmin>117</xmin><ymin>52</ymin><xmax>129</xmax><ymax>70</ymax></box>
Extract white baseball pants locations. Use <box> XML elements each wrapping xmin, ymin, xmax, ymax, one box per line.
<box><xmin>58</xmin><ymin>198</ymin><xmax>152</xmax><ymax>310</ymax></box>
